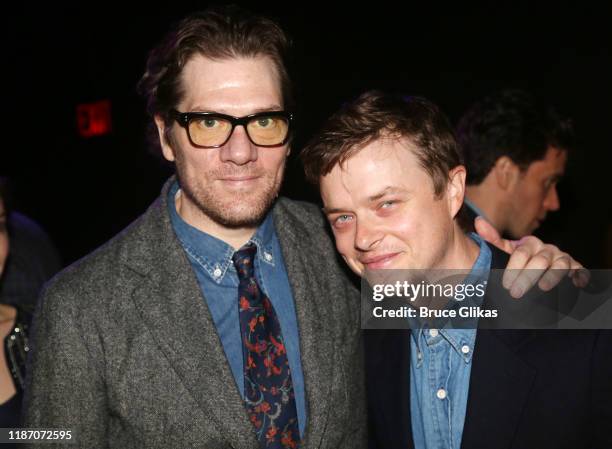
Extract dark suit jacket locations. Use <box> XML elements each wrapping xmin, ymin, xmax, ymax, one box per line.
<box><xmin>24</xmin><ymin>178</ymin><xmax>366</xmax><ymax>449</ymax></box>
<box><xmin>365</xmin><ymin>244</ymin><xmax>612</xmax><ymax>449</ymax></box>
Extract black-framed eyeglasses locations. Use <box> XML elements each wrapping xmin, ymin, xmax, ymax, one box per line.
<box><xmin>170</xmin><ymin>109</ymin><xmax>293</xmax><ymax>148</ymax></box>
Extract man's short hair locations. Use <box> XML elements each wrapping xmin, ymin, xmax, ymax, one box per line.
<box><xmin>138</xmin><ymin>5</ymin><xmax>293</xmax><ymax>154</ymax></box>
<box><xmin>301</xmin><ymin>90</ymin><xmax>463</xmax><ymax>197</ymax></box>
<box><xmin>456</xmin><ymin>89</ymin><xmax>575</xmax><ymax>185</ymax></box>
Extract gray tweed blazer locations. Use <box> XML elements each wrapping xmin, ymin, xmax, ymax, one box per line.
<box><xmin>23</xmin><ymin>178</ymin><xmax>366</xmax><ymax>449</ymax></box>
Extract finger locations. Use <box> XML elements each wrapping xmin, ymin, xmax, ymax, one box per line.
<box><xmin>475</xmin><ymin>217</ymin><xmax>514</xmax><ymax>254</ymax></box>
<box><xmin>504</xmin><ymin>236</ymin><xmax>545</xmax><ymax>269</ymax></box>
<box><xmin>570</xmin><ymin>261</ymin><xmax>590</xmax><ymax>288</ymax></box>
<box><xmin>502</xmin><ymin>238</ymin><xmax>543</xmax><ymax>289</ymax></box>
<box><xmin>507</xmin><ymin>247</ymin><xmax>555</xmax><ymax>298</ymax></box>
<box><xmin>563</xmin><ymin>255</ymin><xmax>589</xmax><ymax>288</ymax></box>
<box><xmin>537</xmin><ymin>254</ymin><xmax>571</xmax><ymax>291</ymax></box>
<box><xmin>574</xmin><ymin>269</ymin><xmax>591</xmax><ymax>288</ymax></box>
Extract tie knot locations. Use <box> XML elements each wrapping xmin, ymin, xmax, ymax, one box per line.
<box><xmin>232</xmin><ymin>243</ymin><xmax>257</xmax><ymax>280</ymax></box>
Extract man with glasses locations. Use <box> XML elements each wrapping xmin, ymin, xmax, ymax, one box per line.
<box><xmin>23</xmin><ymin>7</ymin><xmax>585</xmax><ymax>449</ymax></box>
<box><xmin>170</xmin><ymin>110</ymin><xmax>293</xmax><ymax>149</ymax></box>
<box><xmin>24</xmin><ymin>8</ymin><xmax>366</xmax><ymax>449</ymax></box>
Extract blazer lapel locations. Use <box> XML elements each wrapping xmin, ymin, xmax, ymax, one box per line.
<box><xmin>125</xmin><ymin>182</ymin><xmax>258</xmax><ymax>449</ymax></box>
<box><xmin>365</xmin><ymin>329</ymin><xmax>414</xmax><ymax>449</ymax></box>
<box><xmin>460</xmin><ymin>329</ymin><xmax>536</xmax><ymax>449</ymax></box>
<box><xmin>272</xmin><ymin>199</ymin><xmax>335</xmax><ymax>449</ymax></box>
<box><xmin>461</xmin><ymin>246</ymin><xmax>537</xmax><ymax>449</ymax></box>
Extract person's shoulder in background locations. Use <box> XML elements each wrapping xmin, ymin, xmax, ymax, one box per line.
<box><xmin>0</xmin><ymin>211</ymin><xmax>62</xmax><ymax>306</ymax></box>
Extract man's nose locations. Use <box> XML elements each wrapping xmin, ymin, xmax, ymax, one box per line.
<box><xmin>219</xmin><ymin>125</ymin><xmax>257</xmax><ymax>165</ymax></box>
<box><xmin>544</xmin><ymin>185</ymin><xmax>561</xmax><ymax>211</ymax></box>
<box><xmin>354</xmin><ymin>220</ymin><xmax>383</xmax><ymax>251</ymax></box>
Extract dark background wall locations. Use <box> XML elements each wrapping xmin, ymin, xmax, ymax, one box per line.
<box><xmin>1</xmin><ymin>4</ymin><xmax>610</xmax><ymax>267</ymax></box>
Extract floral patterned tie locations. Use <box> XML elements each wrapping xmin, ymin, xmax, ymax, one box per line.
<box><xmin>232</xmin><ymin>243</ymin><xmax>300</xmax><ymax>449</ymax></box>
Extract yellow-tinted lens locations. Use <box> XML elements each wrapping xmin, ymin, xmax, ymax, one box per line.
<box><xmin>188</xmin><ymin>117</ymin><xmax>232</xmax><ymax>147</ymax></box>
<box><xmin>246</xmin><ymin>115</ymin><xmax>289</xmax><ymax>146</ymax></box>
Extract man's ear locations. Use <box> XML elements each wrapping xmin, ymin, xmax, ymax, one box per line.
<box><xmin>447</xmin><ymin>165</ymin><xmax>467</xmax><ymax>218</ymax></box>
<box><xmin>493</xmin><ymin>156</ymin><xmax>521</xmax><ymax>191</ymax></box>
<box><xmin>154</xmin><ymin>114</ymin><xmax>176</xmax><ymax>162</ymax></box>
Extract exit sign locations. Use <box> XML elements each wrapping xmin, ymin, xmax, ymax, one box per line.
<box><xmin>76</xmin><ymin>100</ymin><xmax>112</xmax><ymax>138</ymax></box>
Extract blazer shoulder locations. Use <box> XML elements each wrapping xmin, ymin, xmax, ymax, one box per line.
<box><xmin>274</xmin><ymin>197</ymin><xmax>327</xmax><ymax>231</ymax></box>
<box><xmin>273</xmin><ymin>197</ymin><xmax>345</xmax><ymax>261</ymax></box>
<box><xmin>272</xmin><ymin>197</ymin><xmax>359</xmax><ymax>288</ymax></box>
<box><xmin>41</xmin><ymin>196</ymin><xmax>165</xmax><ymax>311</ymax></box>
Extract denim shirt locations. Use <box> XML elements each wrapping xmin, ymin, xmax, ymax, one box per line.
<box><xmin>167</xmin><ymin>181</ymin><xmax>307</xmax><ymax>437</ymax></box>
<box><xmin>410</xmin><ymin>233</ymin><xmax>492</xmax><ymax>449</ymax></box>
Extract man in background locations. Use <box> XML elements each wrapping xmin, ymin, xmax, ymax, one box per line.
<box><xmin>456</xmin><ymin>89</ymin><xmax>574</xmax><ymax>238</ymax></box>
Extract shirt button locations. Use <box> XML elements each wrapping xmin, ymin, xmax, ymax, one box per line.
<box><xmin>461</xmin><ymin>345</ymin><xmax>470</xmax><ymax>354</ymax></box>
<box><xmin>436</xmin><ymin>388</ymin><xmax>447</xmax><ymax>400</ymax></box>
<box><xmin>429</xmin><ymin>329</ymin><xmax>439</xmax><ymax>338</ymax></box>
<box><xmin>264</xmin><ymin>252</ymin><xmax>273</xmax><ymax>262</ymax></box>
<box><xmin>213</xmin><ymin>268</ymin><xmax>222</xmax><ymax>278</ymax></box>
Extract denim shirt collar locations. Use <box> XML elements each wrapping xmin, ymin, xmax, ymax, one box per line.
<box><xmin>411</xmin><ymin>232</ymin><xmax>491</xmax><ymax>364</ymax></box>
<box><xmin>167</xmin><ymin>180</ymin><xmax>276</xmax><ymax>284</ymax></box>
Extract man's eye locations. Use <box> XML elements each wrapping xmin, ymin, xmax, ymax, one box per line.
<box><xmin>201</xmin><ymin>119</ymin><xmax>219</xmax><ymax>128</ymax></box>
<box><xmin>258</xmin><ymin>118</ymin><xmax>271</xmax><ymax>127</ymax></box>
<box><xmin>546</xmin><ymin>178</ymin><xmax>559</xmax><ymax>188</ymax></box>
<box><xmin>333</xmin><ymin>215</ymin><xmax>353</xmax><ymax>226</ymax></box>
<box><xmin>254</xmin><ymin>117</ymin><xmax>276</xmax><ymax>128</ymax></box>
<box><xmin>380</xmin><ymin>200</ymin><xmax>396</xmax><ymax>209</ymax></box>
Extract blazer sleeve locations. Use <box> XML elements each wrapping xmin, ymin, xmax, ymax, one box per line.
<box><xmin>590</xmin><ymin>329</ymin><xmax>612</xmax><ymax>448</ymax></box>
<box><xmin>23</xmin><ymin>282</ymin><xmax>109</xmax><ymax>449</ymax></box>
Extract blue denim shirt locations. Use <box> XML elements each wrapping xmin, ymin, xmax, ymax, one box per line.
<box><xmin>410</xmin><ymin>233</ymin><xmax>492</xmax><ymax>449</ymax></box>
<box><xmin>167</xmin><ymin>181</ymin><xmax>307</xmax><ymax>437</ymax></box>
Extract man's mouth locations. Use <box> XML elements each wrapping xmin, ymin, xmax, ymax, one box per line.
<box><xmin>218</xmin><ymin>175</ymin><xmax>261</xmax><ymax>185</ymax></box>
<box><xmin>359</xmin><ymin>252</ymin><xmax>401</xmax><ymax>269</ymax></box>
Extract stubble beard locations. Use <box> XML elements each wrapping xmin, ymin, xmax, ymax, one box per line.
<box><xmin>175</xmin><ymin>158</ymin><xmax>285</xmax><ymax>230</ymax></box>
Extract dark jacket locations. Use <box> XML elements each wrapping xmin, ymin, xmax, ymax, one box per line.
<box><xmin>365</xmin><ymin>244</ymin><xmax>612</xmax><ymax>449</ymax></box>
